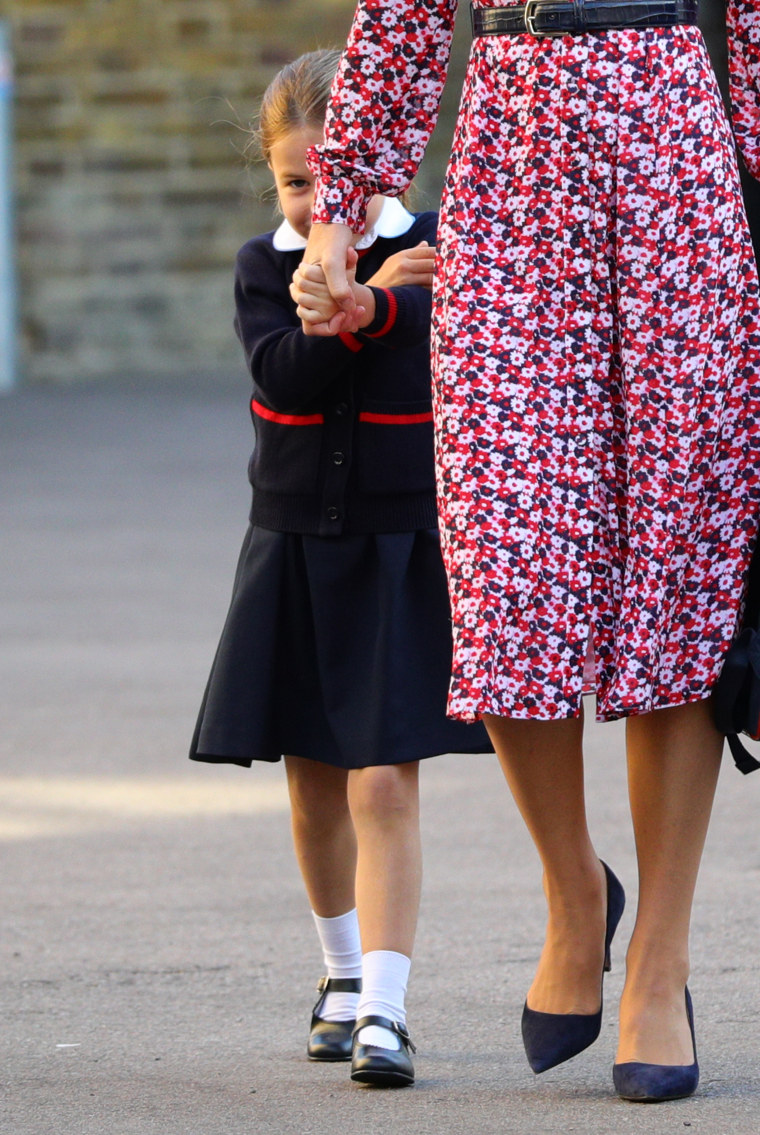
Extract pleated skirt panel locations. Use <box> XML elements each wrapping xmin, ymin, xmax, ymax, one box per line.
<box><xmin>190</xmin><ymin>526</ymin><xmax>493</xmax><ymax>769</ymax></box>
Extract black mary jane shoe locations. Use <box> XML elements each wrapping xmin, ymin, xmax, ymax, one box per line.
<box><xmin>350</xmin><ymin>1015</ymin><xmax>416</xmax><ymax>1087</ymax></box>
<box><xmin>521</xmin><ymin>861</ymin><xmax>626</xmax><ymax>1073</ymax></box>
<box><xmin>306</xmin><ymin>976</ymin><xmax>361</xmax><ymax>1062</ymax></box>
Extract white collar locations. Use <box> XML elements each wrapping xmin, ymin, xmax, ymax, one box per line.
<box><xmin>272</xmin><ymin>197</ymin><xmax>415</xmax><ymax>252</ymax></box>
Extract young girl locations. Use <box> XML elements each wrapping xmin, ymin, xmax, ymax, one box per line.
<box><xmin>189</xmin><ymin>49</ymin><xmax>491</xmax><ymax>1089</ymax></box>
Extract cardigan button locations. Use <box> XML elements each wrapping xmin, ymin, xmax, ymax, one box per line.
<box><xmin>332</xmin><ymin>451</ymin><xmax>345</xmax><ymax>465</ymax></box>
<box><xmin>335</xmin><ymin>402</ymin><xmax>348</xmax><ymax>416</ymax></box>
<box><xmin>326</xmin><ymin>506</ymin><xmax>340</xmax><ymax>521</ymax></box>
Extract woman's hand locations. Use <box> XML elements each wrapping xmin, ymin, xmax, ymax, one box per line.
<box><xmin>365</xmin><ymin>242</ymin><xmax>436</xmax><ymax>290</ymax></box>
<box><xmin>299</xmin><ymin>223</ymin><xmax>363</xmax><ymax>335</ymax></box>
<box><xmin>292</xmin><ymin>249</ymin><xmax>376</xmax><ymax>331</ymax></box>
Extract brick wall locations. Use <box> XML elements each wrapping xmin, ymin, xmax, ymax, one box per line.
<box><xmin>8</xmin><ymin>0</ymin><xmax>470</xmax><ymax>385</ymax></box>
<box><xmin>6</xmin><ymin>0</ymin><xmax>754</xmax><ymax>385</ymax></box>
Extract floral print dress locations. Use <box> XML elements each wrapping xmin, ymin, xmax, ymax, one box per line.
<box><xmin>309</xmin><ymin>1</ymin><xmax>760</xmax><ymax>723</ymax></box>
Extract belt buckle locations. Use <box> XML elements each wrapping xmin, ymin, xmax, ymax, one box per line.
<box><xmin>523</xmin><ymin>0</ymin><xmax>565</xmax><ymax>37</ymax></box>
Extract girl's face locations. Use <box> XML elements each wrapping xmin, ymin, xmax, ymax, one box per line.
<box><xmin>268</xmin><ymin>124</ymin><xmax>324</xmax><ymax>240</ymax></box>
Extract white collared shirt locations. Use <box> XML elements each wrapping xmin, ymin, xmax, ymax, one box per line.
<box><xmin>272</xmin><ymin>196</ymin><xmax>416</xmax><ymax>252</ymax></box>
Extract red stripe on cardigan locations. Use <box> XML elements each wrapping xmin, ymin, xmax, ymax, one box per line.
<box><xmin>363</xmin><ymin>288</ymin><xmax>398</xmax><ymax>338</ymax></box>
<box><xmin>251</xmin><ymin>398</ymin><xmax>324</xmax><ymax>425</ymax></box>
<box><xmin>339</xmin><ymin>332</ymin><xmax>364</xmax><ymax>352</ymax></box>
<box><xmin>359</xmin><ymin>410</ymin><xmax>434</xmax><ymax>425</ymax></box>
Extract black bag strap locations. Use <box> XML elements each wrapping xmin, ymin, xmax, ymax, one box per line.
<box><xmin>726</xmin><ymin>731</ymin><xmax>760</xmax><ymax>775</ymax></box>
<box><xmin>717</xmin><ymin>528</ymin><xmax>760</xmax><ymax>774</ymax></box>
<box><xmin>742</xmin><ymin>530</ymin><xmax>760</xmax><ymax>630</ymax></box>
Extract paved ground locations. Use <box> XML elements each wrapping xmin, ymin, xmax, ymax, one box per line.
<box><xmin>2</xmin><ymin>380</ymin><xmax>760</xmax><ymax>1134</ymax></box>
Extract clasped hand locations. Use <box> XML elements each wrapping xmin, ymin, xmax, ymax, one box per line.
<box><xmin>292</xmin><ymin>222</ymin><xmax>435</xmax><ymax>337</ymax></box>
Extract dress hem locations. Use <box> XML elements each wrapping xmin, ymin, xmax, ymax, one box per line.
<box><xmin>190</xmin><ymin>742</ymin><xmax>493</xmax><ymax>771</ymax></box>
<box><xmin>447</xmin><ymin>684</ymin><xmax>717</xmax><ymax>726</ymax></box>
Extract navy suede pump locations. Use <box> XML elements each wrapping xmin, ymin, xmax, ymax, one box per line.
<box><xmin>521</xmin><ymin>861</ymin><xmax>626</xmax><ymax>1074</ymax></box>
<box><xmin>613</xmin><ymin>987</ymin><xmax>699</xmax><ymax>1102</ymax></box>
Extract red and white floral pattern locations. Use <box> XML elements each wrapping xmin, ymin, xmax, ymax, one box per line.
<box><xmin>310</xmin><ymin>3</ymin><xmax>760</xmax><ymax>723</ymax></box>
<box><xmin>729</xmin><ymin>0</ymin><xmax>760</xmax><ymax>178</ymax></box>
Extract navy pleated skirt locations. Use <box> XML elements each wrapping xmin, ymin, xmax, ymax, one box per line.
<box><xmin>190</xmin><ymin>526</ymin><xmax>492</xmax><ymax>769</ymax></box>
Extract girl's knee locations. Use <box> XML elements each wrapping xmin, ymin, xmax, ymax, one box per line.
<box><xmin>349</xmin><ymin>762</ymin><xmax>419</xmax><ymax>820</ymax></box>
<box><xmin>284</xmin><ymin>756</ymin><xmax>349</xmax><ymax>819</ymax></box>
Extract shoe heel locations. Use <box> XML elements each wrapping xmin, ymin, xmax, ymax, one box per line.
<box><xmin>602</xmin><ymin>861</ymin><xmax>625</xmax><ymax>973</ymax></box>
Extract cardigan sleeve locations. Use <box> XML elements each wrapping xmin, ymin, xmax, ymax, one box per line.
<box><xmin>356</xmin><ymin>283</ymin><xmax>432</xmax><ymax>349</ymax></box>
<box><xmin>308</xmin><ymin>0</ymin><xmax>460</xmax><ymax>233</ymax></box>
<box><xmin>728</xmin><ymin>0</ymin><xmax>760</xmax><ymax>180</ymax></box>
<box><xmin>234</xmin><ymin>240</ymin><xmax>365</xmax><ymax>412</ymax></box>
<box><xmin>355</xmin><ymin>211</ymin><xmax>437</xmax><ymax>348</ymax></box>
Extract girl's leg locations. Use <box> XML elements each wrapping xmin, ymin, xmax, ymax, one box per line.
<box><xmin>284</xmin><ymin>756</ymin><xmax>361</xmax><ymax>1028</ymax></box>
<box><xmin>484</xmin><ymin>709</ymin><xmax>610</xmax><ymax>1015</ymax></box>
<box><xmin>284</xmin><ymin>755</ymin><xmax>356</xmax><ymax>916</ymax></box>
<box><xmin>347</xmin><ymin>761</ymin><xmax>421</xmax><ymax>1050</ymax></box>
<box><xmin>347</xmin><ymin>760</ymin><xmax>421</xmax><ymax>955</ymax></box>
<box><xmin>617</xmin><ymin>697</ymin><xmax>723</xmax><ymax>1065</ymax></box>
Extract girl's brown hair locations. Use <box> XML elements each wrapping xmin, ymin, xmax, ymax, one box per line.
<box><xmin>254</xmin><ymin>49</ymin><xmax>341</xmax><ymax>163</ymax></box>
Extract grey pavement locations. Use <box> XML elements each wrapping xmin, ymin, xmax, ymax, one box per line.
<box><xmin>2</xmin><ymin>379</ymin><xmax>759</xmax><ymax>1134</ymax></box>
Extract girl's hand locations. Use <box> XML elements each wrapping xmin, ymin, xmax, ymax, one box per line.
<box><xmin>365</xmin><ymin>242</ymin><xmax>436</xmax><ymax>290</ymax></box>
<box><xmin>292</xmin><ymin>258</ymin><xmax>377</xmax><ymax>331</ymax></box>
<box><xmin>290</xmin><ymin>262</ymin><xmax>341</xmax><ymax>326</ymax></box>
<box><xmin>300</xmin><ymin>223</ymin><xmax>363</xmax><ymax>335</ymax></box>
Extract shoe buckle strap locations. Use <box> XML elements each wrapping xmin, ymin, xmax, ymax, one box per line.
<box><xmin>316</xmin><ymin>975</ymin><xmax>361</xmax><ymax>993</ymax></box>
<box><xmin>395</xmin><ymin>1021</ymin><xmax>417</xmax><ymax>1053</ymax></box>
<box><xmin>353</xmin><ymin>1014</ymin><xmax>417</xmax><ymax>1052</ymax></box>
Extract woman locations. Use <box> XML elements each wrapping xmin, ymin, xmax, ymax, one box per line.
<box><xmin>293</xmin><ymin>0</ymin><xmax>760</xmax><ymax>1102</ymax></box>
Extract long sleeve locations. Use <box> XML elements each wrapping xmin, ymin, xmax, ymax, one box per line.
<box><xmin>234</xmin><ymin>241</ymin><xmax>361</xmax><ymax>412</ymax></box>
<box><xmin>728</xmin><ymin>0</ymin><xmax>760</xmax><ymax>179</ymax></box>
<box><xmin>356</xmin><ymin>210</ymin><xmax>437</xmax><ymax>349</ymax></box>
<box><xmin>308</xmin><ymin>0</ymin><xmax>460</xmax><ymax>232</ymax></box>
<box><xmin>235</xmin><ymin>212</ymin><xmax>437</xmax><ymax>410</ymax></box>
<box><xmin>359</xmin><ymin>283</ymin><xmax>432</xmax><ymax>349</ymax></box>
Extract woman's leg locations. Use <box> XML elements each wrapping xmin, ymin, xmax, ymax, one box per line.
<box><xmin>284</xmin><ymin>755</ymin><xmax>356</xmax><ymax>916</ymax></box>
<box><xmin>484</xmin><ymin>709</ymin><xmax>610</xmax><ymax>1015</ymax></box>
<box><xmin>617</xmin><ymin>697</ymin><xmax>723</xmax><ymax>1065</ymax></box>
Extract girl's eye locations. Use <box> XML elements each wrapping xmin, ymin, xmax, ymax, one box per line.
<box><xmin>288</xmin><ymin>178</ymin><xmax>310</xmax><ymax>190</ymax></box>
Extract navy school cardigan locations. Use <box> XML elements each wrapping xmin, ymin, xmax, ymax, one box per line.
<box><xmin>234</xmin><ymin>210</ymin><xmax>440</xmax><ymax>536</ymax></box>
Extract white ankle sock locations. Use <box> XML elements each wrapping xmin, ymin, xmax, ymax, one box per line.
<box><xmin>311</xmin><ymin>909</ymin><xmax>362</xmax><ymax>1022</ymax></box>
<box><xmin>356</xmin><ymin>950</ymin><xmax>411</xmax><ymax>1050</ymax></box>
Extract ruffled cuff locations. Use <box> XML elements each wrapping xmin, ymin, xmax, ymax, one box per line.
<box><xmin>309</xmin><ymin>161</ymin><xmax>375</xmax><ymax>234</ymax></box>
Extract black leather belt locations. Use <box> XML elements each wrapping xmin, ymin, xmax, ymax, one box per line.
<box><xmin>471</xmin><ymin>0</ymin><xmax>698</xmax><ymax>37</ymax></box>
